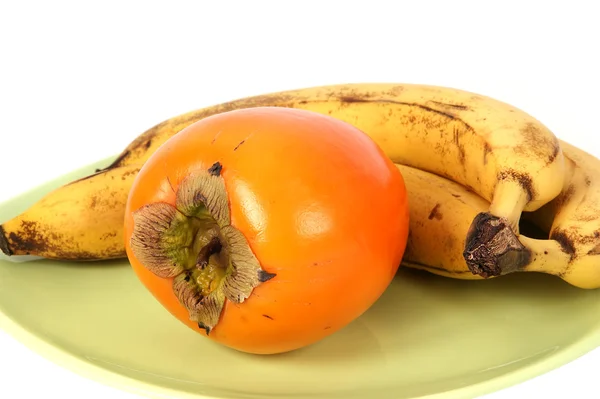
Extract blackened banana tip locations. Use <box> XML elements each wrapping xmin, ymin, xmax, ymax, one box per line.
<box><xmin>0</xmin><ymin>225</ymin><xmax>13</xmax><ymax>256</ymax></box>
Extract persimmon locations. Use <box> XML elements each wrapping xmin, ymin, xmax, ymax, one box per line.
<box><xmin>123</xmin><ymin>106</ymin><xmax>409</xmax><ymax>355</ymax></box>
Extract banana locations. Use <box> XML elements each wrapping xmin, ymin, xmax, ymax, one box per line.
<box><xmin>0</xmin><ymin>165</ymin><xmax>140</xmax><ymax>260</ymax></box>
<box><xmin>104</xmin><ymin>83</ymin><xmax>564</xmax><ymax>228</ymax></box>
<box><xmin>396</xmin><ymin>164</ymin><xmax>488</xmax><ymax>279</ymax></box>
<box><xmin>464</xmin><ymin>141</ymin><xmax>600</xmax><ymax>289</ymax></box>
<box><xmin>0</xmin><ymin>160</ymin><xmax>488</xmax><ymax>279</ymax></box>
<box><xmin>0</xmin><ymin>159</ymin><xmax>483</xmax><ymax>270</ymax></box>
<box><xmin>1</xmin><ymin>83</ymin><xmax>564</xmax><ymax>262</ymax></box>
<box><xmin>2</xmin><ymin>135</ymin><xmax>599</xmax><ymax>290</ymax></box>
<box><xmin>400</xmin><ymin>145</ymin><xmax>600</xmax><ymax>291</ymax></box>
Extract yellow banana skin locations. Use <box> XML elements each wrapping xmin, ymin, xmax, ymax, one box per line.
<box><xmin>0</xmin><ymin>160</ymin><xmax>489</xmax><ymax>273</ymax></box>
<box><xmin>513</xmin><ymin>141</ymin><xmax>600</xmax><ymax>289</ymax></box>
<box><xmin>1</xmin><ymin>83</ymin><xmax>564</xmax><ymax>262</ymax></box>
<box><xmin>456</xmin><ymin>139</ymin><xmax>600</xmax><ymax>289</ymax></box>
<box><xmin>401</xmin><ymin>142</ymin><xmax>600</xmax><ymax>290</ymax></box>
<box><xmin>396</xmin><ymin>164</ymin><xmax>488</xmax><ymax>279</ymax></box>
<box><xmin>0</xmin><ymin>165</ymin><xmax>140</xmax><ymax>260</ymax></box>
<box><xmin>105</xmin><ymin>83</ymin><xmax>565</xmax><ymax>225</ymax></box>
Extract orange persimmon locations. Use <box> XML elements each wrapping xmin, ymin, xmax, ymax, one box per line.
<box><xmin>123</xmin><ymin>106</ymin><xmax>409</xmax><ymax>355</ymax></box>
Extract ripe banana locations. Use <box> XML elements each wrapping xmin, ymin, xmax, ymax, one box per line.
<box><xmin>0</xmin><ymin>165</ymin><xmax>140</xmax><ymax>260</ymax></box>
<box><xmin>103</xmin><ymin>83</ymin><xmax>565</xmax><ymax>232</ymax></box>
<box><xmin>2</xmin><ymin>138</ymin><xmax>599</xmax><ymax>290</ymax></box>
<box><xmin>464</xmin><ymin>141</ymin><xmax>600</xmax><ymax>289</ymax></box>
<box><xmin>399</xmin><ymin>150</ymin><xmax>600</xmax><ymax>290</ymax></box>
<box><xmin>1</xmin><ymin>83</ymin><xmax>564</xmax><ymax>265</ymax></box>
<box><xmin>397</xmin><ymin>164</ymin><xmax>488</xmax><ymax>279</ymax></box>
<box><xmin>0</xmin><ymin>159</ymin><xmax>485</xmax><ymax>280</ymax></box>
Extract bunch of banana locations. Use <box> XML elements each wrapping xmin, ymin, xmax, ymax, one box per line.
<box><xmin>1</xmin><ymin>83</ymin><xmax>597</xmax><ymax>289</ymax></box>
<box><xmin>464</xmin><ymin>140</ymin><xmax>600</xmax><ymax>289</ymax></box>
<box><xmin>401</xmin><ymin>139</ymin><xmax>600</xmax><ymax>290</ymax></box>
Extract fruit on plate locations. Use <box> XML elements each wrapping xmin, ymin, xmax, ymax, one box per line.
<box><xmin>0</xmin><ymin>165</ymin><xmax>140</xmax><ymax>260</ymax></box>
<box><xmin>398</xmin><ymin>139</ymin><xmax>600</xmax><ymax>290</ymax></box>
<box><xmin>0</xmin><ymin>82</ymin><xmax>565</xmax><ymax>273</ymax></box>
<box><xmin>107</xmin><ymin>83</ymin><xmax>565</xmax><ymax>232</ymax></box>
<box><xmin>396</xmin><ymin>163</ymin><xmax>489</xmax><ymax>279</ymax></box>
<box><xmin>123</xmin><ymin>106</ymin><xmax>409</xmax><ymax>354</ymax></box>
<box><xmin>465</xmin><ymin>140</ymin><xmax>600</xmax><ymax>289</ymax></box>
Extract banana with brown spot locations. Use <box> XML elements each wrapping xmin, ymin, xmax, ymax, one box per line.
<box><xmin>1</xmin><ymin>83</ymin><xmax>565</xmax><ymax>261</ymax></box>
<box><xmin>464</xmin><ymin>140</ymin><xmax>600</xmax><ymax>289</ymax></box>
<box><xmin>396</xmin><ymin>163</ymin><xmax>489</xmax><ymax>279</ymax></box>
<box><xmin>103</xmin><ymin>83</ymin><xmax>565</xmax><ymax>231</ymax></box>
<box><xmin>0</xmin><ymin>165</ymin><xmax>140</xmax><ymax>260</ymax></box>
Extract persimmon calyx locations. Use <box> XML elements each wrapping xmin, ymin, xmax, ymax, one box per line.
<box><xmin>129</xmin><ymin>162</ymin><xmax>276</xmax><ymax>334</ymax></box>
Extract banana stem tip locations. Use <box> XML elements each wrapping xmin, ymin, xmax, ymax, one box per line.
<box><xmin>463</xmin><ymin>212</ymin><xmax>531</xmax><ymax>278</ymax></box>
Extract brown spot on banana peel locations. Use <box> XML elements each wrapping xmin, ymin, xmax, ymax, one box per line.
<box><xmin>551</xmin><ymin>227</ymin><xmax>600</xmax><ymax>256</ymax></box>
<box><xmin>463</xmin><ymin>212</ymin><xmax>532</xmax><ymax>278</ymax></box>
<box><xmin>571</xmin><ymin>211</ymin><xmax>599</xmax><ymax>223</ymax></box>
<box><xmin>100</xmin><ymin>231</ymin><xmax>118</xmax><ymax>241</ymax></box>
<box><xmin>337</xmin><ymin>97</ymin><xmax>472</xmax><ymax>126</ymax></box>
<box><xmin>549</xmin><ymin>229</ymin><xmax>577</xmax><ymax>278</ymax></box>
<box><xmin>553</xmin><ymin>184</ymin><xmax>576</xmax><ymax>212</ymax></box>
<box><xmin>549</xmin><ymin>226</ymin><xmax>600</xmax><ymax>277</ymax></box>
<box><xmin>387</xmin><ymin>85</ymin><xmax>405</xmax><ymax>96</ymax></box>
<box><xmin>550</xmin><ymin>138</ymin><xmax>560</xmax><ymax>163</ymax></box>
<box><xmin>427</xmin><ymin>100</ymin><xmax>470</xmax><ymax>111</ymax></box>
<box><xmin>121</xmin><ymin>168</ymin><xmax>140</xmax><ymax>181</ymax></box>
<box><xmin>10</xmin><ymin>220</ymin><xmax>68</xmax><ymax>256</ymax></box>
<box><xmin>515</xmin><ymin>122</ymin><xmax>561</xmax><ymax>165</ymax></box>
<box><xmin>483</xmin><ymin>142</ymin><xmax>492</xmax><ymax>165</ymax></box>
<box><xmin>587</xmin><ymin>243</ymin><xmax>600</xmax><ymax>256</ymax></box>
<box><xmin>428</xmin><ymin>203</ymin><xmax>443</xmax><ymax>220</ymax></box>
<box><xmin>496</xmin><ymin>169</ymin><xmax>535</xmax><ymax>203</ymax></box>
<box><xmin>453</xmin><ymin>127</ymin><xmax>467</xmax><ymax>164</ymax></box>
<box><xmin>4</xmin><ymin>220</ymin><xmax>125</xmax><ymax>260</ymax></box>
<box><xmin>0</xmin><ymin>225</ymin><xmax>12</xmax><ymax>256</ymax></box>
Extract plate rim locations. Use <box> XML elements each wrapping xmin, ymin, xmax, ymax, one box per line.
<box><xmin>1</xmin><ymin>278</ymin><xmax>599</xmax><ymax>399</ymax></box>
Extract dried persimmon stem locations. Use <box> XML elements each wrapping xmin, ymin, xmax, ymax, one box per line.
<box><xmin>131</xmin><ymin>163</ymin><xmax>275</xmax><ymax>334</ymax></box>
<box><xmin>195</xmin><ymin>236</ymin><xmax>223</xmax><ymax>270</ymax></box>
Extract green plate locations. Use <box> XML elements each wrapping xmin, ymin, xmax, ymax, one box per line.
<box><xmin>1</xmin><ymin>158</ymin><xmax>599</xmax><ymax>399</ymax></box>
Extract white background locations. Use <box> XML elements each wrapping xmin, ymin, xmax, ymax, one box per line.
<box><xmin>1</xmin><ymin>1</ymin><xmax>599</xmax><ymax>398</ymax></box>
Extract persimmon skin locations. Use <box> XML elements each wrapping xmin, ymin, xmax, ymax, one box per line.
<box><xmin>124</xmin><ymin>107</ymin><xmax>409</xmax><ymax>354</ymax></box>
